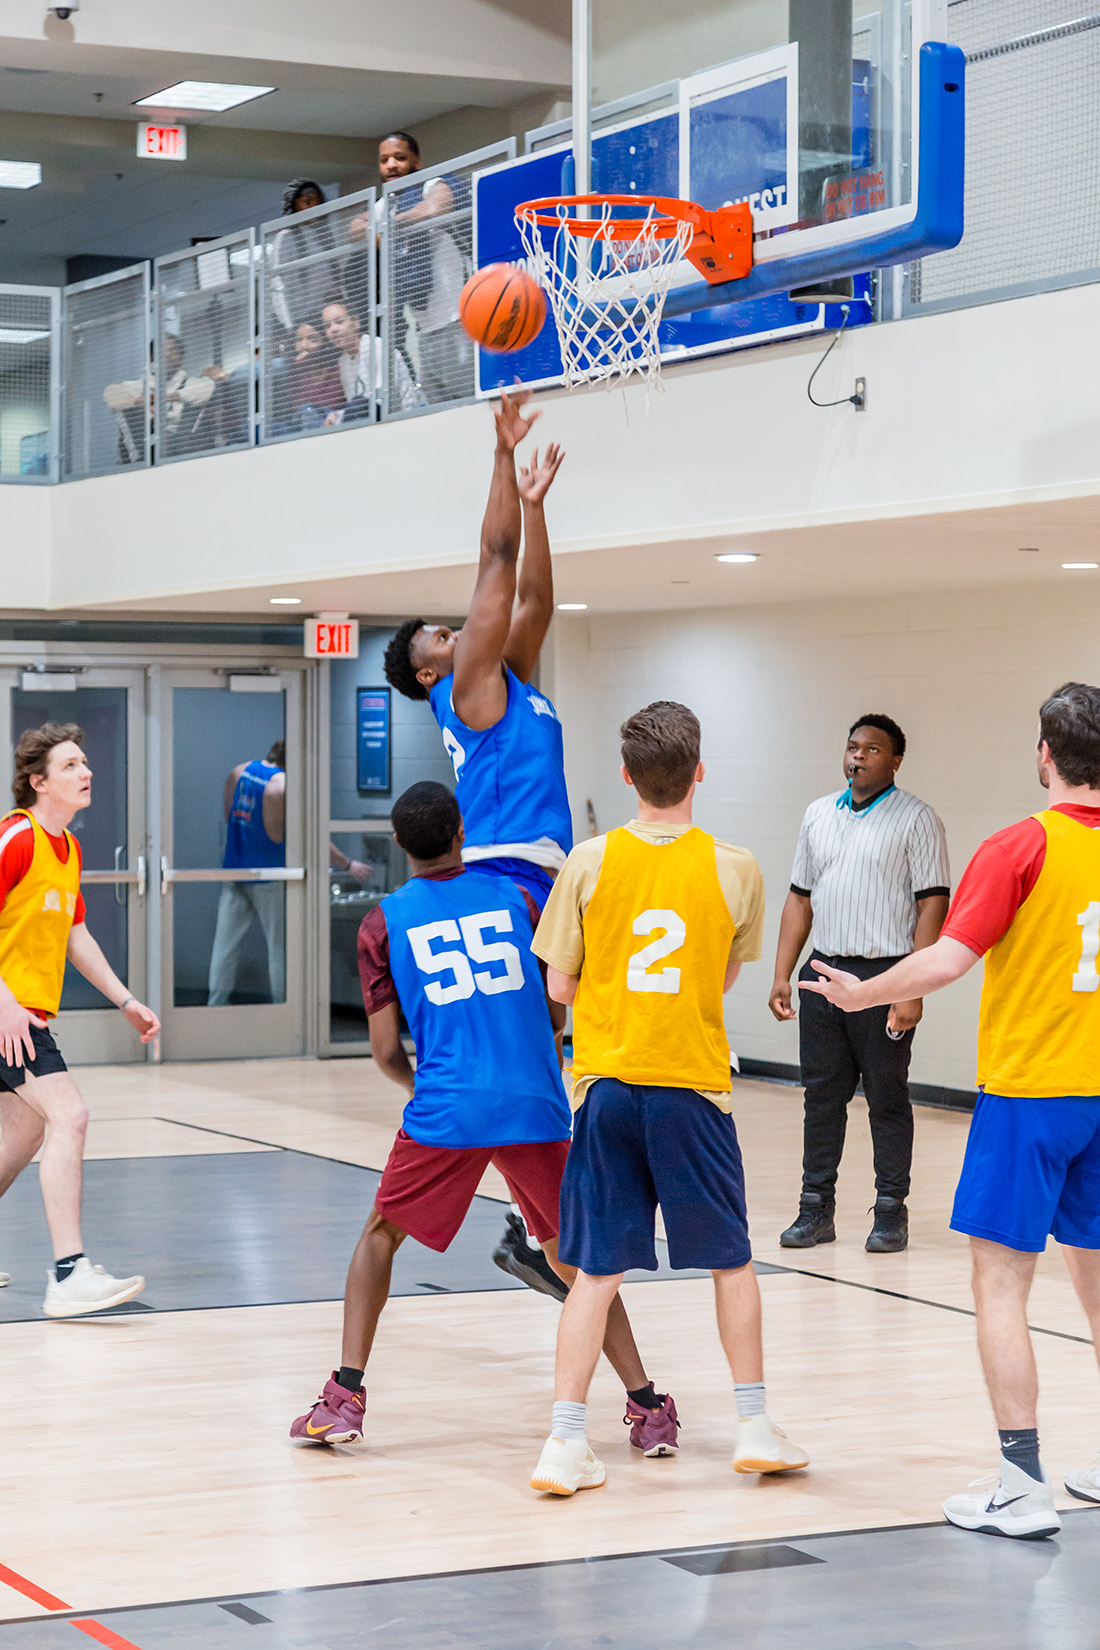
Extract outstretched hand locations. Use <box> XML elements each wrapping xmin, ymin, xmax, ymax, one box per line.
<box><xmin>797</xmin><ymin>959</ymin><xmax>867</xmax><ymax>1012</ymax></box>
<box><xmin>492</xmin><ymin>387</ymin><xmax>541</xmax><ymax>453</ymax></box>
<box><xmin>517</xmin><ymin>443</ymin><xmax>564</xmax><ymax>505</ymax></box>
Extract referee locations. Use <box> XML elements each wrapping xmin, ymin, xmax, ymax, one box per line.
<box><xmin>769</xmin><ymin>716</ymin><xmax>950</xmax><ymax>1252</ymax></box>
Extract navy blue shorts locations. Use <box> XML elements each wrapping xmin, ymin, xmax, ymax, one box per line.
<box><xmin>468</xmin><ymin>856</ymin><xmax>555</xmax><ymax>912</ymax></box>
<box><xmin>558</xmin><ymin>1078</ymin><xmax>752</xmax><ymax>1274</ymax></box>
<box><xmin>951</xmin><ymin>1091</ymin><xmax>1100</xmax><ymax>1252</ymax></box>
<box><xmin>0</xmin><ymin>1022</ymin><xmax>67</xmax><ymax>1095</ymax></box>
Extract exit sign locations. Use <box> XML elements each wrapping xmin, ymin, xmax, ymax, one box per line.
<box><xmin>137</xmin><ymin>122</ymin><xmax>187</xmax><ymax>161</ymax></box>
<box><xmin>305</xmin><ymin>618</ymin><xmax>359</xmax><ymax>659</ymax></box>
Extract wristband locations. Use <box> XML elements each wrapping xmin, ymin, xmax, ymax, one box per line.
<box><xmin>119</xmin><ymin>995</ymin><xmax>135</xmax><ymax>1012</ymax></box>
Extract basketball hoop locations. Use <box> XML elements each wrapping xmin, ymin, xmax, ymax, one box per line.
<box><xmin>515</xmin><ymin>194</ymin><xmax>752</xmax><ymax>390</ymax></box>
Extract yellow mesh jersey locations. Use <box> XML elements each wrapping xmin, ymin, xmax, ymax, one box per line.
<box><xmin>0</xmin><ymin>811</ymin><xmax>81</xmax><ymax>1017</ymax></box>
<box><xmin>571</xmin><ymin>825</ymin><xmax>735</xmax><ymax>1093</ymax></box>
<box><xmin>978</xmin><ymin>810</ymin><xmax>1100</xmax><ymax>1097</ymax></box>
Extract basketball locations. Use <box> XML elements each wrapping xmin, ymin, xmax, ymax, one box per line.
<box><xmin>458</xmin><ymin>263</ymin><xmax>547</xmax><ymax>353</ymax></box>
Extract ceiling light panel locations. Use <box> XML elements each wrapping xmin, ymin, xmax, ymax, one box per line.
<box><xmin>134</xmin><ymin>82</ymin><xmax>275</xmax><ymax>113</ymax></box>
<box><xmin>0</xmin><ymin>161</ymin><xmax>42</xmax><ymax>189</ymax></box>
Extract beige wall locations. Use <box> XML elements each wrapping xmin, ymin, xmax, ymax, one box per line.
<box><xmin>542</xmin><ymin>581</ymin><xmax>1100</xmax><ymax>1096</ymax></box>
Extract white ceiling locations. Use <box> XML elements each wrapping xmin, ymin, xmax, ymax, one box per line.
<box><xmin>79</xmin><ymin>492</ymin><xmax>1100</xmax><ymax>621</ymax></box>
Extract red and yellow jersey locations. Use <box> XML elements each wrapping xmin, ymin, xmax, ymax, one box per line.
<box><xmin>0</xmin><ymin>810</ymin><xmax>83</xmax><ymax>1017</ymax></box>
<box><xmin>946</xmin><ymin>808</ymin><xmax>1100</xmax><ymax>1098</ymax></box>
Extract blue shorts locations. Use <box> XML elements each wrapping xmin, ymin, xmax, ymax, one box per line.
<box><xmin>951</xmin><ymin>1091</ymin><xmax>1100</xmax><ymax>1252</ymax></box>
<box><xmin>468</xmin><ymin>856</ymin><xmax>555</xmax><ymax>911</ymax></box>
<box><xmin>558</xmin><ymin>1078</ymin><xmax>752</xmax><ymax>1274</ymax></box>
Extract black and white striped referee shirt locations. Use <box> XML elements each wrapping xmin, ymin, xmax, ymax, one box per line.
<box><xmin>790</xmin><ymin>786</ymin><xmax>950</xmax><ymax>959</ymax></box>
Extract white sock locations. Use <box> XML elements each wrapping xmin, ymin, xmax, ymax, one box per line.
<box><xmin>735</xmin><ymin>1381</ymin><xmax>767</xmax><ymax>1418</ymax></box>
<box><xmin>551</xmin><ymin>1400</ymin><xmax>587</xmax><ymax>1441</ymax></box>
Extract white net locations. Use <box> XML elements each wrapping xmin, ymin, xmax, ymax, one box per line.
<box><xmin>516</xmin><ymin>200</ymin><xmax>693</xmax><ymax>389</ymax></box>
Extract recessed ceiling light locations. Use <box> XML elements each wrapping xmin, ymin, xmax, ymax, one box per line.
<box><xmin>0</xmin><ymin>162</ymin><xmax>41</xmax><ymax>190</ymax></box>
<box><xmin>714</xmin><ymin>551</ymin><xmax>758</xmax><ymax>564</ymax></box>
<box><xmin>0</xmin><ymin>328</ymin><xmax>48</xmax><ymax>343</ymax></box>
<box><xmin>134</xmin><ymin>82</ymin><xmax>275</xmax><ymax>113</ymax></box>
<box><xmin>556</xmin><ymin>602</ymin><xmax>588</xmax><ymax>611</ymax></box>
<box><xmin>269</xmin><ymin>596</ymin><xmax>302</xmax><ymax>605</ymax></box>
<box><xmin>1061</xmin><ymin>562</ymin><xmax>1099</xmax><ymax>570</ymax></box>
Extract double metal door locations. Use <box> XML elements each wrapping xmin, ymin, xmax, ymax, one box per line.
<box><xmin>0</xmin><ymin>662</ymin><xmax>307</xmax><ymax>1063</ymax></box>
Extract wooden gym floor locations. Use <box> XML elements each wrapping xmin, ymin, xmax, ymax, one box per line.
<box><xmin>0</xmin><ymin>1060</ymin><xmax>1097</xmax><ymax>1645</ymax></box>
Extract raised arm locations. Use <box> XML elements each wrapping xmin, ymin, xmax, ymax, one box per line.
<box><xmin>451</xmin><ymin>389</ymin><xmax>540</xmax><ymax>730</ymax></box>
<box><xmin>504</xmin><ymin>444</ymin><xmax>565</xmax><ymax>683</ymax></box>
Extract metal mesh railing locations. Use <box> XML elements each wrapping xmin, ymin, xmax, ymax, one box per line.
<box><xmin>907</xmin><ymin>4</ymin><xmax>1100</xmax><ymax>312</ymax></box>
<box><xmin>381</xmin><ymin>141</ymin><xmax>513</xmax><ymax>417</ymax></box>
<box><xmin>0</xmin><ymin>287</ymin><xmax>57</xmax><ymax>484</ymax></box>
<box><xmin>63</xmin><ymin>265</ymin><xmax>151</xmax><ymax>479</ymax></box>
<box><xmin>154</xmin><ymin>231</ymin><xmax>256</xmax><ymax>463</ymax></box>
<box><xmin>259</xmin><ymin>187</ymin><xmax>380</xmax><ymax>444</ymax></box>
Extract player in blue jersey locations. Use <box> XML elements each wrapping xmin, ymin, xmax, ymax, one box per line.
<box><xmin>382</xmin><ymin>389</ymin><xmax>570</xmax><ymax>913</ymax></box>
<box><xmin>207</xmin><ymin>741</ymin><xmax>288</xmax><ymax>1006</ymax></box>
<box><xmin>291</xmin><ymin>783</ymin><xmax>670</xmax><ymax>1452</ymax></box>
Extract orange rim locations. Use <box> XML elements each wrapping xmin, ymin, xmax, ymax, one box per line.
<box><xmin>515</xmin><ymin>193</ymin><xmax>703</xmax><ymax>241</ymax></box>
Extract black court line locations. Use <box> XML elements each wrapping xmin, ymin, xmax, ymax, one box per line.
<box><xmin>4</xmin><ymin>1508</ymin><xmax>1094</xmax><ymax>1627</ymax></box>
<box><xmin>777</xmin><ymin>1263</ymin><xmax>1095</xmax><ymax>1347</ymax></box>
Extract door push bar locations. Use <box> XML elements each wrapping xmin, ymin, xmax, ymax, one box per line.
<box><xmin>159</xmin><ymin>860</ymin><xmax>307</xmax><ymax>895</ymax></box>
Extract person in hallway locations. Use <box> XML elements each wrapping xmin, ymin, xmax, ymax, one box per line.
<box><xmin>0</xmin><ymin>723</ymin><xmax>158</xmax><ymax>1316</ymax></box>
<box><xmin>803</xmin><ymin>682</ymin><xmax>1100</xmax><ymax>1540</ymax></box>
<box><xmin>291</xmin><ymin>782</ymin><xmax>665</xmax><ymax>1448</ymax></box>
<box><xmin>383</xmin><ymin>389</ymin><xmax>568</xmax><ymax>1290</ymax></box>
<box><xmin>208</xmin><ymin>742</ymin><xmax>288</xmax><ymax>1007</ymax></box>
<box><xmin>529</xmin><ymin>702</ymin><xmax>808</xmax><ymax>1495</ymax></box>
<box><xmin>769</xmin><ymin>716</ymin><xmax>950</xmax><ymax>1253</ymax></box>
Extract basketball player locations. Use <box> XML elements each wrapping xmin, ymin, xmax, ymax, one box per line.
<box><xmin>529</xmin><ymin>702</ymin><xmax>810</xmax><ymax>1495</ymax></box>
<box><xmin>0</xmin><ymin>724</ymin><xmax>158</xmax><ymax>1316</ymax></box>
<box><xmin>803</xmin><ymin>682</ymin><xmax>1100</xmax><ymax>1539</ymax></box>
<box><xmin>382</xmin><ymin>389</ymin><xmax>569</xmax><ymax>913</ymax></box>
<box><xmin>291</xmin><ymin>782</ymin><xmax>669</xmax><ymax>1448</ymax></box>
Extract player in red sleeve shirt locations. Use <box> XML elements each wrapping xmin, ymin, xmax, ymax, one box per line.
<box><xmin>0</xmin><ymin>723</ymin><xmax>160</xmax><ymax>1318</ymax></box>
<box><xmin>802</xmin><ymin>683</ymin><xmax>1100</xmax><ymax>1541</ymax></box>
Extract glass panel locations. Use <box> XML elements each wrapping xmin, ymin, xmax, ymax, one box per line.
<box><xmin>171</xmin><ymin>685</ymin><xmax>287</xmax><ymax>1008</ymax></box>
<box><xmin>328</xmin><ymin>830</ymin><xmax>408</xmax><ymax>1044</ymax></box>
<box><xmin>0</xmin><ymin>289</ymin><xmax>54</xmax><ymax>484</ymax></box>
<box><xmin>11</xmin><ymin>685</ymin><xmax>129</xmax><ymax>1010</ymax></box>
<box><xmin>175</xmin><ymin>880</ymin><xmax>286</xmax><ymax>1008</ymax></box>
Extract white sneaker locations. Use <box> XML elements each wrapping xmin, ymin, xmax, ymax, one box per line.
<box><xmin>0</xmin><ymin>1269</ymin><xmax>9</xmax><ymax>1288</ymax></box>
<box><xmin>530</xmin><ymin>1435</ymin><xmax>606</xmax><ymax>1496</ymax></box>
<box><xmin>732</xmin><ymin>1412</ymin><xmax>810</xmax><ymax>1474</ymax></box>
<box><xmin>1064</xmin><ymin>1455</ymin><xmax>1100</xmax><ymax>1505</ymax></box>
<box><xmin>943</xmin><ymin>1459</ymin><xmax>1061</xmax><ymax>1539</ymax></box>
<box><xmin>42</xmin><ymin>1257</ymin><xmax>145</xmax><ymax>1318</ymax></box>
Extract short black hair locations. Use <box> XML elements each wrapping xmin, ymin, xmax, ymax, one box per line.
<box><xmin>1039</xmin><ymin>682</ymin><xmax>1100</xmax><ymax>788</ymax></box>
<box><xmin>848</xmin><ymin>714</ymin><xmax>906</xmax><ymax>760</ymax></box>
<box><xmin>383</xmin><ymin>618</ymin><xmax>429</xmax><ymax>701</ymax></box>
<box><xmin>392</xmin><ymin>781</ymin><xmax>460</xmax><ymax>860</ymax></box>
<box><xmin>381</xmin><ymin>130</ymin><xmax>420</xmax><ymax>158</ymax></box>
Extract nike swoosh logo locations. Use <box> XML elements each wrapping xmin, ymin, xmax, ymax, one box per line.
<box><xmin>305</xmin><ymin>1418</ymin><xmax>331</xmax><ymax>1437</ymax></box>
<box><xmin>987</xmin><ymin>1493</ymin><xmax>1029</xmax><ymax>1510</ymax></box>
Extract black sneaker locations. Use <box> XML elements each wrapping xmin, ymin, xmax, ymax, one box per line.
<box><xmin>779</xmin><ymin>1193</ymin><xmax>836</xmax><ymax>1248</ymax></box>
<box><xmin>866</xmin><ymin>1197</ymin><xmax>908</xmax><ymax>1252</ymax></box>
<box><xmin>492</xmin><ymin>1212</ymin><xmax>568</xmax><ymax>1301</ymax></box>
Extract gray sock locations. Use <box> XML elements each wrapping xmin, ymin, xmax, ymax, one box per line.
<box><xmin>551</xmin><ymin>1400</ymin><xmax>587</xmax><ymax>1440</ymax></box>
<box><xmin>735</xmin><ymin>1381</ymin><xmax>767</xmax><ymax>1418</ymax></box>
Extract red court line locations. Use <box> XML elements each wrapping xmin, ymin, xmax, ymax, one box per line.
<box><xmin>0</xmin><ymin>1561</ymin><xmax>144</xmax><ymax>1650</ymax></box>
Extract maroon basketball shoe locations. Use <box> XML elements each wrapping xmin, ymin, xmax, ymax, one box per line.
<box><xmin>290</xmin><ymin>1373</ymin><xmax>366</xmax><ymax>1444</ymax></box>
<box><xmin>624</xmin><ymin>1393</ymin><xmax>680</xmax><ymax>1457</ymax></box>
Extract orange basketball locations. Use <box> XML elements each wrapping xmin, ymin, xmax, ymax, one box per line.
<box><xmin>458</xmin><ymin>264</ymin><xmax>547</xmax><ymax>353</ymax></box>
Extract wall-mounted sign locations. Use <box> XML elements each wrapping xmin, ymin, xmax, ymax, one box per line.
<box><xmin>305</xmin><ymin>617</ymin><xmax>359</xmax><ymax>659</ymax></box>
<box><xmin>357</xmin><ymin>687</ymin><xmax>391</xmax><ymax>794</ymax></box>
<box><xmin>137</xmin><ymin>122</ymin><xmax>188</xmax><ymax>161</ymax></box>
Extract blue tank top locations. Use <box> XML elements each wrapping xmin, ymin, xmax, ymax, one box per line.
<box><xmin>224</xmin><ymin>760</ymin><xmax>285</xmax><ymax>871</ymax></box>
<box><xmin>429</xmin><ymin>669</ymin><xmax>573</xmax><ymax>871</ymax></box>
<box><xmin>383</xmin><ymin>868</ymin><xmax>570</xmax><ymax>1149</ymax></box>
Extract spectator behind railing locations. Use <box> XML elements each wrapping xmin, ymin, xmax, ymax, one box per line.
<box><xmin>273</xmin><ymin>317</ymin><xmax>346</xmax><ymax>433</ymax></box>
<box><xmin>349</xmin><ymin>131</ymin><xmax>474</xmax><ymax>406</ymax></box>
<box><xmin>271</xmin><ymin>179</ymin><xmax>340</xmax><ymax>339</ymax></box>
<box><xmin>102</xmin><ymin>333</ymin><xmax>215</xmax><ymax>462</ymax></box>
<box><xmin>321</xmin><ymin>296</ymin><xmax>418</xmax><ymax>424</ymax></box>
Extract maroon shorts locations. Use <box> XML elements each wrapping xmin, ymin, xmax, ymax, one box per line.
<box><xmin>374</xmin><ymin>1129</ymin><xmax>570</xmax><ymax>1253</ymax></box>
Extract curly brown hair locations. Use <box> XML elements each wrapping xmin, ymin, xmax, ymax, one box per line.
<box><xmin>13</xmin><ymin>722</ymin><xmax>85</xmax><ymax>810</ymax></box>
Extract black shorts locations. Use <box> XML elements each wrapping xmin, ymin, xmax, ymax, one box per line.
<box><xmin>0</xmin><ymin>1022</ymin><xmax>67</xmax><ymax>1094</ymax></box>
